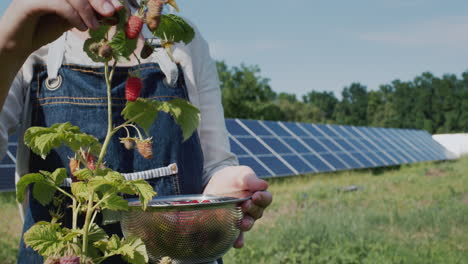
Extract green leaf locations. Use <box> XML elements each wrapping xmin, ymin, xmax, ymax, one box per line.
<box><xmin>50</xmin><ymin>168</ymin><xmax>67</xmax><ymax>186</ymax></box>
<box><xmin>83</xmin><ymin>38</ymin><xmax>108</xmax><ymax>63</ymax></box>
<box><xmin>127</xmin><ymin>179</ymin><xmax>156</xmax><ymax>211</ymax></box>
<box><xmin>122</xmin><ymin>98</ymin><xmax>200</xmax><ymax>140</ymax></box>
<box><xmin>109</xmin><ymin>30</ymin><xmax>137</xmax><ymax>61</ymax></box>
<box><xmin>74</xmin><ymin>168</ymin><xmax>93</xmax><ymax>181</ymax></box>
<box><xmin>16</xmin><ymin>173</ymin><xmax>44</xmax><ymax>202</ymax></box>
<box><xmin>71</xmin><ymin>182</ymin><xmax>90</xmax><ymax>202</ymax></box>
<box><xmin>88</xmin><ymin>223</ymin><xmax>109</xmax><ymax>243</ymax></box>
<box><xmin>32</xmin><ymin>182</ymin><xmax>56</xmax><ymax>206</ymax></box>
<box><xmin>159</xmin><ymin>99</ymin><xmax>200</xmax><ymax>141</ymax></box>
<box><xmin>154</xmin><ymin>14</ymin><xmax>195</xmax><ymax>44</ymax></box>
<box><xmin>23</xmin><ymin>222</ymin><xmax>66</xmax><ymax>257</ymax></box>
<box><xmin>94</xmin><ymin>235</ymin><xmax>148</xmax><ymax>264</ymax></box>
<box><xmin>121</xmin><ymin>99</ymin><xmax>160</xmax><ymax>134</ymax></box>
<box><xmin>120</xmin><ymin>236</ymin><xmax>148</xmax><ymax>264</ymax></box>
<box><xmin>100</xmin><ymin>194</ymin><xmax>129</xmax><ymax>211</ymax></box>
<box><xmin>24</xmin><ymin>123</ymin><xmax>101</xmax><ymax>159</ymax></box>
<box><xmin>89</xmin><ymin>24</ymin><xmax>111</xmax><ymax>40</ymax></box>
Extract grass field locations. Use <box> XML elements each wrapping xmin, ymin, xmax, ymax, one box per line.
<box><xmin>1</xmin><ymin>157</ymin><xmax>467</xmax><ymax>264</ymax></box>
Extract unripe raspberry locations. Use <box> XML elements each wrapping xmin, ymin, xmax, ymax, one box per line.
<box><xmin>120</xmin><ymin>137</ymin><xmax>135</xmax><ymax>150</ymax></box>
<box><xmin>98</xmin><ymin>44</ymin><xmax>113</xmax><ymax>60</ymax></box>
<box><xmin>136</xmin><ymin>138</ymin><xmax>154</xmax><ymax>159</ymax></box>
<box><xmin>44</xmin><ymin>256</ymin><xmax>60</xmax><ymax>264</ymax></box>
<box><xmin>69</xmin><ymin>158</ymin><xmax>80</xmax><ymax>182</ymax></box>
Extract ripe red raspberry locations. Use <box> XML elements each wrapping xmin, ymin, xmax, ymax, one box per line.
<box><xmin>125</xmin><ymin>76</ymin><xmax>143</xmax><ymax>102</ymax></box>
<box><xmin>136</xmin><ymin>138</ymin><xmax>153</xmax><ymax>159</ymax></box>
<box><xmin>126</xmin><ymin>15</ymin><xmax>144</xmax><ymax>39</ymax></box>
<box><xmin>59</xmin><ymin>256</ymin><xmax>80</xmax><ymax>264</ymax></box>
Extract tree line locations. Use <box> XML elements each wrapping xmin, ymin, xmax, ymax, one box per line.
<box><xmin>217</xmin><ymin>61</ymin><xmax>468</xmax><ymax>134</ymax></box>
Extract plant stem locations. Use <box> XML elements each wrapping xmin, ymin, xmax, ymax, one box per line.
<box><xmin>81</xmin><ymin>193</ymin><xmax>95</xmax><ymax>256</ymax></box>
<box><xmin>97</xmin><ymin>61</ymin><xmax>117</xmax><ymax>167</ymax></box>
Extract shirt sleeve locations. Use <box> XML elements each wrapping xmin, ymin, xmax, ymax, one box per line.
<box><xmin>0</xmin><ymin>68</ymin><xmax>26</xmax><ymax>160</ymax></box>
<box><xmin>186</xmin><ymin>26</ymin><xmax>239</xmax><ymax>187</ymax></box>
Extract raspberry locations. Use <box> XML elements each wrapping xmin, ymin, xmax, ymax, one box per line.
<box><xmin>69</xmin><ymin>158</ymin><xmax>80</xmax><ymax>182</ymax></box>
<box><xmin>120</xmin><ymin>137</ymin><xmax>135</xmax><ymax>150</ymax></box>
<box><xmin>140</xmin><ymin>42</ymin><xmax>154</xmax><ymax>59</ymax></box>
<box><xmin>59</xmin><ymin>255</ymin><xmax>80</xmax><ymax>264</ymax></box>
<box><xmin>44</xmin><ymin>256</ymin><xmax>60</xmax><ymax>264</ymax></box>
<box><xmin>125</xmin><ymin>76</ymin><xmax>143</xmax><ymax>102</ymax></box>
<box><xmin>98</xmin><ymin>44</ymin><xmax>113</xmax><ymax>60</ymax></box>
<box><xmin>89</xmin><ymin>42</ymin><xmax>101</xmax><ymax>54</ymax></box>
<box><xmin>136</xmin><ymin>138</ymin><xmax>153</xmax><ymax>159</ymax></box>
<box><xmin>126</xmin><ymin>15</ymin><xmax>144</xmax><ymax>39</ymax></box>
<box><xmin>146</xmin><ymin>0</ymin><xmax>166</xmax><ymax>31</ymax></box>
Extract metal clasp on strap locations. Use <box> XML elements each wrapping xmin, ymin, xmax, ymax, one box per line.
<box><xmin>45</xmin><ymin>75</ymin><xmax>63</xmax><ymax>91</ymax></box>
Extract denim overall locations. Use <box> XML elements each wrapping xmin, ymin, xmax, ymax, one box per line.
<box><xmin>17</xmin><ymin>38</ymin><xmax>208</xmax><ymax>263</ymax></box>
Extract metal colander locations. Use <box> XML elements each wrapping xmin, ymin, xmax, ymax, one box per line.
<box><xmin>121</xmin><ymin>194</ymin><xmax>250</xmax><ymax>264</ymax></box>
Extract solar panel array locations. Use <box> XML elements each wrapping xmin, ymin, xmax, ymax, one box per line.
<box><xmin>0</xmin><ymin>119</ymin><xmax>454</xmax><ymax>191</ymax></box>
<box><xmin>227</xmin><ymin>119</ymin><xmax>454</xmax><ymax>178</ymax></box>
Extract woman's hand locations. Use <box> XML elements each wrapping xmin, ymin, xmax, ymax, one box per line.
<box><xmin>0</xmin><ymin>0</ymin><xmax>123</xmax><ymax>56</ymax></box>
<box><xmin>203</xmin><ymin>166</ymin><xmax>273</xmax><ymax>248</ymax></box>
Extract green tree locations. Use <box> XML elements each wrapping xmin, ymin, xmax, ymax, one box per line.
<box><xmin>217</xmin><ymin>61</ymin><xmax>283</xmax><ymax>120</ymax></box>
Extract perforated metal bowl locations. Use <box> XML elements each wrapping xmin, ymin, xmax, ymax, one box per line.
<box><xmin>121</xmin><ymin>194</ymin><xmax>250</xmax><ymax>264</ymax></box>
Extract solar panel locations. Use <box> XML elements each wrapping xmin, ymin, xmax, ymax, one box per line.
<box><xmin>0</xmin><ymin>119</ymin><xmax>456</xmax><ymax>191</ymax></box>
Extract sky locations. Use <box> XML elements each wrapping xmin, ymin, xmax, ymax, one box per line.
<box><xmin>1</xmin><ymin>0</ymin><xmax>467</xmax><ymax>98</ymax></box>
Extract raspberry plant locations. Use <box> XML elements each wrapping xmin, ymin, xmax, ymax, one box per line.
<box><xmin>16</xmin><ymin>1</ymin><xmax>198</xmax><ymax>263</ymax></box>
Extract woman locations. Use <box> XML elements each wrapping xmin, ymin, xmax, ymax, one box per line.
<box><xmin>0</xmin><ymin>0</ymin><xmax>272</xmax><ymax>263</ymax></box>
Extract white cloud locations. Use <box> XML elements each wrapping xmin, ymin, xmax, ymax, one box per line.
<box><xmin>359</xmin><ymin>16</ymin><xmax>468</xmax><ymax>50</ymax></box>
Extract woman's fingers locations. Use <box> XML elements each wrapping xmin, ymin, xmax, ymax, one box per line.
<box><xmin>233</xmin><ymin>232</ymin><xmax>244</xmax><ymax>248</ymax></box>
<box><xmin>65</xmin><ymin>0</ymin><xmax>123</xmax><ymax>30</ymax></box>
<box><xmin>88</xmin><ymin>0</ymin><xmax>123</xmax><ymax>15</ymax></box>
<box><xmin>66</xmin><ymin>0</ymin><xmax>99</xmax><ymax>29</ymax></box>
<box><xmin>51</xmin><ymin>0</ymin><xmax>88</xmax><ymax>31</ymax></box>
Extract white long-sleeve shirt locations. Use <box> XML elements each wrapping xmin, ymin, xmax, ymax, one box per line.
<box><xmin>0</xmin><ymin>27</ymin><xmax>238</xmax><ymax>210</ymax></box>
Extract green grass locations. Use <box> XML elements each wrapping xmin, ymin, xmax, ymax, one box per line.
<box><xmin>1</xmin><ymin>158</ymin><xmax>467</xmax><ymax>263</ymax></box>
<box><xmin>0</xmin><ymin>190</ymin><xmax>22</xmax><ymax>264</ymax></box>
<box><xmin>225</xmin><ymin>158</ymin><xmax>468</xmax><ymax>264</ymax></box>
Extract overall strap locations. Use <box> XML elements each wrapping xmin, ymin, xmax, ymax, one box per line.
<box><xmin>46</xmin><ymin>33</ymin><xmax>67</xmax><ymax>79</ymax></box>
<box><xmin>46</xmin><ymin>28</ymin><xmax>179</xmax><ymax>87</ymax></box>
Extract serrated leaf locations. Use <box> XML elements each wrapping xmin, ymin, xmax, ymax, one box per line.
<box><xmin>23</xmin><ymin>222</ymin><xmax>66</xmax><ymax>257</ymax></box>
<box><xmin>16</xmin><ymin>173</ymin><xmax>45</xmax><ymax>202</ymax></box>
<box><xmin>33</xmin><ymin>182</ymin><xmax>56</xmax><ymax>206</ymax></box>
<box><xmin>154</xmin><ymin>14</ymin><xmax>195</xmax><ymax>44</ymax></box>
<box><xmin>74</xmin><ymin>168</ymin><xmax>93</xmax><ymax>181</ymax></box>
<box><xmin>159</xmin><ymin>99</ymin><xmax>200</xmax><ymax>141</ymax></box>
<box><xmin>100</xmin><ymin>194</ymin><xmax>129</xmax><ymax>211</ymax></box>
<box><xmin>88</xmin><ymin>223</ymin><xmax>109</xmax><ymax>243</ymax></box>
<box><xmin>109</xmin><ymin>30</ymin><xmax>137</xmax><ymax>61</ymax></box>
<box><xmin>24</xmin><ymin>122</ymin><xmax>101</xmax><ymax>159</ymax></box>
<box><xmin>128</xmin><ymin>179</ymin><xmax>156</xmax><ymax>211</ymax></box>
<box><xmin>94</xmin><ymin>235</ymin><xmax>148</xmax><ymax>264</ymax></box>
<box><xmin>121</xmin><ymin>99</ymin><xmax>160</xmax><ymax>134</ymax></box>
<box><xmin>50</xmin><ymin>168</ymin><xmax>67</xmax><ymax>185</ymax></box>
<box><xmin>89</xmin><ymin>24</ymin><xmax>111</xmax><ymax>40</ymax></box>
<box><xmin>71</xmin><ymin>182</ymin><xmax>90</xmax><ymax>202</ymax></box>
<box><xmin>120</xmin><ymin>236</ymin><xmax>148</xmax><ymax>264</ymax></box>
<box><xmin>83</xmin><ymin>38</ymin><xmax>108</xmax><ymax>63</ymax></box>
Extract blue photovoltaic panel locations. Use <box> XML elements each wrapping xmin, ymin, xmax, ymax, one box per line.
<box><xmin>237</xmin><ymin>157</ymin><xmax>271</xmax><ymax>178</ymax></box>
<box><xmin>282</xmin><ymin>155</ymin><xmax>314</xmax><ymax>174</ymax></box>
<box><xmin>0</xmin><ymin>119</ymin><xmax>456</xmax><ymax>191</ymax></box>
<box><xmin>262</xmin><ymin>121</ymin><xmax>292</xmax><ymax>137</ymax></box>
